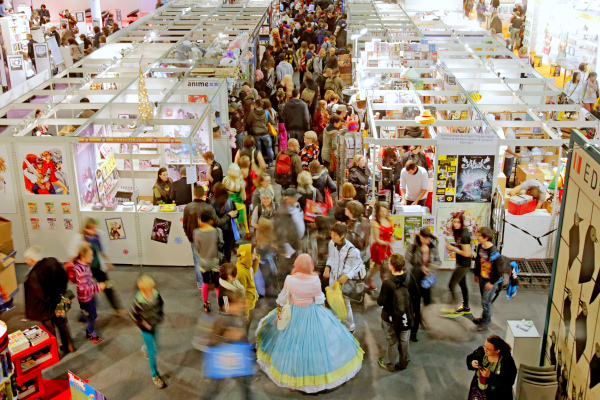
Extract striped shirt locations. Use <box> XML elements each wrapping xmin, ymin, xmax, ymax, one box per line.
<box><xmin>73</xmin><ymin>260</ymin><xmax>100</xmax><ymax>303</ymax></box>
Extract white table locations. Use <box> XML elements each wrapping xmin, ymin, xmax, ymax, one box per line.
<box><xmin>505</xmin><ymin>320</ymin><xmax>541</xmax><ymax>371</ymax></box>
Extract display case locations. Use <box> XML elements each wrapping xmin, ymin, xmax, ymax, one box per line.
<box><xmin>0</xmin><ymin>14</ymin><xmax>30</xmax><ymax>55</ymax></box>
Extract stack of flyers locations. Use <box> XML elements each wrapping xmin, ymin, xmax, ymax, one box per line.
<box><xmin>22</xmin><ymin>326</ymin><xmax>49</xmax><ymax>346</ymax></box>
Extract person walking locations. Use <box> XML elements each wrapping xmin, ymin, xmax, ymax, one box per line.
<box><xmin>405</xmin><ymin>228</ymin><xmax>441</xmax><ymax>342</ymax></box>
<box><xmin>236</xmin><ymin>244</ymin><xmax>260</xmax><ymax>332</ymax></box>
<box><xmin>246</xmin><ymin>99</ymin><xmax>276</xmax><ymax>166</ymax></box>
<box><xmin>444</xmin><ymin>212</ymin><xmax>473</xmax><ymax>316</ymax></box>
<box><xmin>367</xmin><ymin>201</ymin><xmax>394</xmax><ymax>290</ymax></box>
<box><xmin>194</xmin><ymin>212</ymin><xmax>224</xmax><ymax>313</ymax></box>
<box><xmin>309</xmin><ymin>160</ymin><xmax>336</xmax><ymax>200</ymax></box>
<box><xmin>564</xmin><ymin>71</ymin><xmax>584</xmax><ymax>104</ymax></box>
<box><xmin>24</xmin><ymin>246</ymin><xmax>74</xmax><ymax>353</ymax></box>
<box><xmin>130</xmin><ymin>275</ymin><xmax>166</xmax><ymax>389</ymax></box>
<box><xmin>276</xmin><ymin>52</ymin><xmax>294</xmax><ymax>82</ymax></box>
<box><xmin>299</xmin><ymin>131</ymin><xmax>320</xmax><ymax>170</ymax></box>
<box><xmin>324</xmin><ymin>222</ymin><xmax>365</xmax><ymax>333</ymax></box>
<box><xmin>72</xmin><ymin>247</ymin><xmax>106</xmax><ymax>343</ymax></box>
<box><xmin>473</xmin><ymin>227</ymin><xmax>504</xmax><ymax>330</ymax></box>
<box><xmin>377</xmin><ymin>254</ymin><xmax>420</xmax><ymax>372</ymax></box>
<box><xmin>274</xmin><ymin>138</ymin><xmax>303</xmax><ymax>190</ymax></box>
<box><xmin>467</xmin><ymin>335</ymin><xmax>517</xmax><ymax>399</ymax></box>
<box><xmin>210</xmin><ymin>183</ymin><xmax>238</xmax><ymax>262</ymax></box>
<box><xmin>582</xmin><ymin>72</ymin><xmax>599</xmax><ymax>112</ymax></box>
<box><xmin>282</xmin><ymin>89</ymin><xmax>310</xmax><ymax>149</ymax></box>
<box><xmin>321</xmin><ymin>114</ymin><xmax>343</xmax><ymax>173</ymax></box>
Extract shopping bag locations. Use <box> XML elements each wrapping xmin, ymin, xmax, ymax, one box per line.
<box><xmin>325</xmin><ymin>282</ymin><xmax>347</xmax><ymax>322</ymax></box>
<box><xmin>231</xmin><ymin>218</ymin><xmax>241</xmax><ymax>241</ymax></box>
<box><xmin>203</xmin><ymin>342</ymin><xmax>255</xmax><ymax>379</ymax></box>
<box><xmin>276</xmin><ymin>297</ymin><xmax>292</xmax><ymax>330</ymax></box>
<box><xmin>304</xmin><ymin>199</ymin><xmax>328</xmax><ymax>222</ymax></box>
<box><xmin>268</xmin><ymin>122</ymin><xmax>278</xmax><ymax>136</ymax></box>
<box><xmin>420</xmin><ymin>273</ymin><xmax>437</xmax><ymax>289</ymax></box>
<box><xmin>324</xmin><ymin>188</ymin><xmax>334</xmax><ymax>209</ymax></box>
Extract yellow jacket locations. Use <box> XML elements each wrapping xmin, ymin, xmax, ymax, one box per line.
<box><xmin>236</xmin><ymin>244</ymin><xmax>260</xmax><ymax>311</ymax></box>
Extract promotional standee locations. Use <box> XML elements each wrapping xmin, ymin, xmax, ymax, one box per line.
<box><xmin>543</xmin><ymin>130</ymin><xmax>600</xmax><ymax>399</ymax></box>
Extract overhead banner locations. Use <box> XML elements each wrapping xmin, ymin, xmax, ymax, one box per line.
<box><xmin>544</xmin><ymin>131</ymin><xmax>600</xmax><ymax>399</ymax></box>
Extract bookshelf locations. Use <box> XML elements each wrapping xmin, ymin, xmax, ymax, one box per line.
<box><xmin>0</xmin><ymin>15</ymin><xmax>30</xmax><ymax>56</ymax></box>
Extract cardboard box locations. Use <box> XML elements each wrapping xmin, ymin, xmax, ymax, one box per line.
<box><xmin>0</xmin><ymin>253</ymin><xmax>17</xmax><ymax>298</ymax></box>
<box><xmin>504</xmin><ymin>188</ymin><xmax>513</xmax><ymax>209</ymax></box>
<box><xmin>508</xmin><ymin>196</ymin><xmax>536</xmax><ymax>215</ymax></box>
<box><xmin>497</xmin><ymin>172</ymin><xmax>507</xmax><ymax>194</ymax></box>
<box><xmin>0</xmin><ymin>240</ymin><xmax>14</xmax><ymax>256</ymax></box>
<box><xmin>516</xmin><ymin>165</ymin><xmax>545</xmax><ymax>185</ymax></box>
<box><xmin>0</xmin><ymin>218</ymin><xmax>11</xmax><ymax>246</ymax></box>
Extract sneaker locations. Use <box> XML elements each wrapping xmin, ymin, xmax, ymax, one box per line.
<box><xmin>378</xmin><ymin>357</ymin><xmax>396</xmax><ymax>372</ymax></box>
<box><xmin>454</xmin><ymin>305</ymin><xmax>471</xmax><ymax>315</ymax></box>
<box><xmin>410</xmin><ymin>333</ymin><xmax>418</xmax><ymax>342</ymax></box>
<box><xmin>395</xmin><ymin>362</ymin><xmax>409</xmax><ymax>371</ymax></box>
<box><xmin>86</xmin><ymin>334</ymin><xmax>102</xmax><ymax>343</ymax></box>
<box><xmin>204</xmin><ymin>301</ymin><xmax>211</xmax><ymax>313</ymax></box>
<box><xmin>153</xmin><ymin>376</ymin><xmax>166</xmax><ymax>389</ymax></box>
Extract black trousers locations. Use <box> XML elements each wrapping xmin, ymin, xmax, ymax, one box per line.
<box><xmin>41</xmin><ymin>316</ymin><xmax>74</xmax><ymax>350</ymax></box>
<box><xmin>448</xmin><ymin>266</ymin><xmax>470</xmax><ymax>308</ymax></box>
<box><xmin>410</xmin><ymin>268</ymin><xmax>432</xmax><ymax>335</ymax></box>
<box><xmin>91</xmin><ymin>268</ymin><xmax>122</xmax><ymax>311</ymax></box>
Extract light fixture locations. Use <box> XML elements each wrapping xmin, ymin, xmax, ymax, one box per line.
<box><xmin>360</xmin><ymin>28</ymin><xmax>368</xmax><ymax>35</ymax></box>
<box><xmin>400</xmin><ymin>67</ymin><xmax>419</xmax><ymax>81</ymax></box>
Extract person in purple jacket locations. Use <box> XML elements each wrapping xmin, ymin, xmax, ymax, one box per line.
<box><xmin>73</xmin><ymin>247</ymin><xmax>106</xmax><ymax>343</ymax></box>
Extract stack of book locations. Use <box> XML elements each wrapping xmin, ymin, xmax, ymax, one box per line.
<box><xmin>8</xmin><ymin>331</ymin><xmax>29</xmax><ymax>354</ymax></box>
<box><xmin>22</xmin><ymin>326</ymin><xmax>48</xmax><ymax>347</ymax></box>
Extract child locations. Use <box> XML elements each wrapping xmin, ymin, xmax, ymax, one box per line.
<box><xmin>130</xmin><ymin>274</ymin><xmax>165</xmax><ymax>389</ymax></box>
<box><xmin>235</xmin><ymin>244</ymin><xmax>260</xmax><ymax>332</ymax></box>
<box><xmin>377</xmin><ymin>254</ymin><xmax>420</xmax><ymax>371</ymax></box>
<box><xmin>194</xmin><ymin>211</ymin><xmax>224</xmax><ymax>313</ymax></box>
<box><xmin>473</xmin><ymin>227</ymin><xmax>504</xmax><ymax>331</ymax></box>
<box><xmin>73</xmin><ymin>247</ymin><xmax>106</xmax><ymax>343</ymax></box>
<box><xmin>218</xmin><ymin>262</ymin><xmax>245</xmax><ymax>312</ymax></box>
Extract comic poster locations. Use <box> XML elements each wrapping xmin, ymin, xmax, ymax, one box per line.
<box><xmin>437</xmin><ymin>203</ymin><xmax>490</xmax><ymax>261</ymax></box>
<box><xmin>61</xmin><ymin>202</ymin><xmax>71</xmax><ymax>214</ymax></box>
<box><xmin>45</xmin><ymin>202</ymin><xmax>55</xmax><ymax>214</ymax></box>
<box><xmin>0</xmin><ymin>145</ymin><xmax>16</xmax><ymax>213</ymax></box>
<box><xmin>64</xmin><ymin>218</ymin><xmax>73</xmax><ymax>230</ymax></box>
<box><xmin>151</xmin><ymin>218</ymin><xmax>171</xmax><ymax>243</ymax></box>
<box><xmin>19</xmin><ymin>145</ymin><xmax>70</xmax><ymax>195</ymax></box>
<box><xmin>106</xmin><ymin>217</ymin><xmax>126</xmax><ymax>240</ymax></box>
<box><xmin>389</xmin><ymin>215</ymin><xmax>403</xmax><ymax>242</ymax></box>
<box><xmin>74</xmin><ymin>128</ymin><xmax>100</xmax><ymax>206</ymax></box>
<box><xmin>30</xmin><ymin>218</ymin><xmax>40</xmax><ymax>230</ymax></box>
<box><xmin>403</xmin><ymin>216</ymin><xmax>422</xmax><ymax>247</ymax></box>
<box><xmin>69</xmin><ymin>371</ymin><xmax>106</xmax><ymax>400</ymax></box>
<box><xmin>456</xmin><ymin>155</ymin><xmax>494</xmax><ymax>203</ymax></box>
<box><xmin>28</xmin><ymin>202</ymin><xmax>37</xmax><ymax>214</ymax></box>
<box><xmin>47</xmin><ymin>218</ymin><xmax>57</xmax><ymax>230</ymax></box>
<box><xmin>436</xmin><ymin>155</ymin><xmax>457</xmax><ymax>203</ymax></box>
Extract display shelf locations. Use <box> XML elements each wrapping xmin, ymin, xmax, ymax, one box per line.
<box><xmin>11</xmin><ymin>327</ymin><xmax>58</xmax><ymax>383</ymax></box>
<box><xmin>0</xmin><ymin>15</ymin><xmax>31</xmax><ymax>56</ymax></box>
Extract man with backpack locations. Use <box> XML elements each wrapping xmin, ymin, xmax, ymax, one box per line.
<box><xmin>274</xmin><ymin>138</ymin><xmax>303</xmax><ymax>190</ymax></box>
<box><xmin>311</xmin><ymin>48</ymin><xmax>326</xmax><ymax>79</ymax></box>
<box><xmin>473</xmin><ymin>227</ymin><xmax>504</xmax><ymax>331</ymax></box>
<box><xmin>300</xmin><ymin>71</ymin><xmax>319</xmax><ymax>116</ymax></box>
<box><xmin>377</xmin><ymin>253</ymin><xmax>420</xmax><ymax>372</ymax></box>
<box><xmin>282</xmin><ymin>89</ymin><xmax>310</xmax><ymax>148</ymax></box>
<box><xmin>246</xmin><ymin>99</ymin><xmax>276</xmax><ymax>165</ymax></box>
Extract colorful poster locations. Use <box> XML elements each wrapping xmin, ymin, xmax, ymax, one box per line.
<box><xmin>106</xmin><ymin>217</ymin><xmax>126</xmax><ymax>240</ymax></box>
<box><xmin>436</xmin><ymin>203</ymin><xmax>491</xmax><ymax>261</ymax></box>
<box><xmin>68</xmin><ymin>371</ymin><xmax>106</xmax><ymax>400</ymax></box>
<box><xmin>151</xmin><ymin>218</ymin><xmax>171</xmax><ymax>243</ymax></box>
<box><xmin>27</xmin><ymin>202</ymin><xmax>37</xmax><ymax>214</ymax></box>
<box><xmin>436</xmin><ymin>155</ymin><xmax>457</xmax><ymax>203</ymax></box>
<box><xmin>0</xmin><ymin>145</ymin><xmax>17</xmax><ymax>213</ymax></box>
<box><xmin>64</xmin><ymin>218</ymin><xmax>73</xmax><ymax>230</ymax></box>
<box><xmin>162</xmin><ymin>105</ymin><xmax>210</xmax><ymax>164</ymax></box>
<box><xmin>45</xmin><ymin>202</ymin><xmax>55</xmax><ymax>214</ymax></box>
<box><xmin>389</xmin><ymin>215</ymin><xmax>403</xmax><ymax>241</ymax></box>
<box><xmin>188</xmin><ymin>94</ymin><xmax>209</xmax><ymax>103</ymax></box>
<box><xmin>61</xmin><ymin>202</ymin><xmax>71</xmax><ymax>214</ymax></box>
<box><xmin>74</xmin><ymin>126</ymin><xmax>100</xmax><ymax>206</ymax></box>
<box><xmin>47</xmin><ymin>218</ymin><xmax>57</xmax><ymax>229</ymax></box>
<box><xmin>456</xmin><ymin>155</ymin><xmax>494</xmax><ymax>203</ymax></box>
<box><xmin>100</xmin><ymin>154</ymin><xmax>117</xmax><ymax>179</ymax></box>
<box><xmin>19</xmin><ymin>146</ymin><xmax>69</xmax><ymax>195</ymax></box>
<box><xmin>403</xmin><ymin>216</ymin><xmax>422</xmax><ymax>247</ymax></box>
<box><xmin>30</xmin><ymin>218</ymin><xmax>40</xmax><ymax>230</ymax></box>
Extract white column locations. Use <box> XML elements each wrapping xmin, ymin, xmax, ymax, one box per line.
<box><xmin>90</xmin><ymin>0</ymin><xmax>102</xmax><ymax>24</ymax></box>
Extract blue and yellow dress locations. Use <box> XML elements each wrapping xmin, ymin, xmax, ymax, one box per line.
<box><xmin>256</xmin><ymin>274</ymin><xmax>364</xmax><ymax>393</ymax></box>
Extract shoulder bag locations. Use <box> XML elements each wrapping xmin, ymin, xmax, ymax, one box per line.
<box><xmin>340</xmin><ymin>250</ymin><xmax>366</xmax><ymax>302</ymax></box>
<box><xmin>276</xmin><ymin>292</ymin><xmax>292</xmax><ymax>330</ymax></box>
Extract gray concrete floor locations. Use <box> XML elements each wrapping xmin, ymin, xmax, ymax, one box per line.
<box><xmin>4</xmin><ymin>265</ymin><xmax>549</xmax><ymax>399</ymax></box>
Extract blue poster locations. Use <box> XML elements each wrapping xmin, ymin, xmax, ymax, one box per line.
<box><xmin>68</xmin><ymin>371</ymin><xmax>107</xmax><ymax>400</ymax></box>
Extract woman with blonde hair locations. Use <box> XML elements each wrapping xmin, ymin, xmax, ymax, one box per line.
<box><xmin>281</xmin><ymin>74</ymin><xmax>295</xmax><ymax>101</ymax></box>
<box><xmin>297</xmin><ymin>170</ymin><xmax>323</xmax><ymax>212</ymax></box>
<box><xmin>347</xmin><ymin>154</ymin><xmax>371</xmax><ymax>205</ymax></box>
<box><xmin>223</xmin><ymin>163</ymin><xmax>248</xmax><ymax>235</ymax></box>
<box><xmin>296</xmin><ymin>41</ymin><xmax>309</xmax><ymax>82</ymax></box>
<box><xmin>269</xmin><ymin>28</ymin><xmax>280</xmax><ymax>46</ymax></box>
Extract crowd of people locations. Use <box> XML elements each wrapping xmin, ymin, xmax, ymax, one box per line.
<box><xmin>16</xmin><ymin>0</ymin><xmax>524</xmax><ymax>398</ymax></box>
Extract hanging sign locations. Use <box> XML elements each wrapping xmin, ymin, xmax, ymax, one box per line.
<box><xmin>78</xmin><ymin>137</ymin><xmax>182</xmax><ymax>144</ymax></box>
<box><xmin>437</xmin><ymin>132</ymin><xmax>498</xmax><ymax>146</ymax></box>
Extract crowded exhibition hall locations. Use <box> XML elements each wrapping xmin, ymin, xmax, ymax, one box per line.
<box><xmin>0</xmin><ymin>0</ymin><xmax>596</xmax><ymax>398</ymax></box>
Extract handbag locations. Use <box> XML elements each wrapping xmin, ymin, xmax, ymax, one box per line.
<box><xmin>324</xmin><ymin>187</ymin><xmax>334</xmax><ymax>209</ymax></box>
<box><xmin>421</xmin><ymin>273</ymin><xmax>437</xmax><ymax>289</ymax></box>
<box><xmin>468</xmin><ymin>385</ymin><xmax>487</xmax><ymax>400</ymax></box>
<box><xmin>265</xmin><ymin>110</ymin><xmax>278</xmax><ymax>136</ymax></box>
<box><xmin>231</xmin><ymin>218</ymin><xmax>241</xmax><ymax>241</ymax></box>
<box><xmin>276</xmin><ymin>295</ymin><xmax>292</xmax><ymax>330</ymax></box>
<box><xmin>339</xmin><ymin>252</ymin><xmax>366</xmax><ymax>302</ymax></box>
<box><xmin>55</xmin><ymin>290</ymin><xmax>75</xmax><ymax>318</ymax></box>
<box><xmin>304</xmin><ymin>190</ymin><xmax>327</xmax><ymax>222</ymax></box>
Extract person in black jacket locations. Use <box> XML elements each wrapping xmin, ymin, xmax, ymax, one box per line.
<box><xmin>473</xmin><ymin>227</ymin><xmax>503</xmax><ymax>330</ymax></box>
<box><xmin>347</xmin><ymin>155</ymin><xmax>370</xmax><ymax>205</ymax></box>
<box><xmin>309</xmin><ymin>160</ymin><xmax>336</xmax><ymax>201</ymax></box>
<box><xmin>171</xmin><ymin>167</ymin><xmax>193</xmax><ymax>205</ymax></box>
<box><xmin>466</xmin><ymin>335</ymin><xmax>517</xmax><ymax>400</ymax></box>
<box><xmin>377</xmin><ymin>253</ymin><xmax>420</xmax><ymax>372</ymax></box>
<box><xmin>23</xmin><ymin>246</ymin><xmax>74</xmax><ymax>353</ymax></box>
<box><xmin>203</xmin><ymin>151</ymin><xmax>223</xmax><ymax>195</ymax></box>
<box><xmin>300</xmin><ymin>71</ymin><xmax>319</xmax><ymax>116</ymax></box>
<box><xmin>283</xmin><ymin>89</ymin><xmax>310</xmax><ymax>149</ymax></box>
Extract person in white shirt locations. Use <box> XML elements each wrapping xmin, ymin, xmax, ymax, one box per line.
<box><xmin>502</xmin><ymin>121</ymin><xmax>524</xmax><ymax>182</ymax></box>
<box><xmin>509</xmin><ymin>178</ymin><xmax>547</xmax><ymax>208</ymax></box>
<box><xmin>564</xmin><ymin>71</ymin><xmax>584</xmax><ymax>104</ymax></box>
<box><xmin>399</xmin><ymin>160</ymin><xmax>429</xmax><ymax>206</ymax></box>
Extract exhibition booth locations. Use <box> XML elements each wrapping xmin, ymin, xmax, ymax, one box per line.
<box><xmin>0</xmin><ymin>0</ymin><xmax>271</xmax><ymax>265</ymax></box>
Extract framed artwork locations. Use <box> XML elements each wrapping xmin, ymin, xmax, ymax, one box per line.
<box><xmin>75</xmin><ymin>12</ymin><xmax>85</xmax><ymax>22</ymax></box>
<box><xmin>105</xmin><ymin>217</ymin><xmax>126</xmax><ymax>240</ymax></box>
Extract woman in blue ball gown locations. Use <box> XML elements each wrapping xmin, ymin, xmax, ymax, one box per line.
<box><xmin>255</xmin><ymin>254</ymin><xmax>364</xmax><ymax>393</ymax></box>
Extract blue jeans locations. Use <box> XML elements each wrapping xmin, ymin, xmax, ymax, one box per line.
<box><xmin>79</xmin><ymin>296</ymin><xmax>97</xmax><ymax>335</ymax></box>
<box><xmin>141</xmin><ymin>329</ymin><xmax>160</xmax><ymax>378</ymax></box>
<box><xmin>191</xmin><ymin>242</ymin><xmax>203</xmax><ymax>287</ymax></box>
<box><xmin>480</xmin><ymin>280</ymin><xmax>499</xmax><ymax>326</ymax></box>
<box><xmin>255</xmin><ymin>134</ymin><xmax>274</xmax><ymax>164</ymax></box>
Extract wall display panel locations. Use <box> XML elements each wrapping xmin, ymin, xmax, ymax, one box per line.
<box><xmin>139</xmin><ymin>212</ymin><xmax>193</xmax><ymax>266</ymax></box>
<box><xmin>0</xmin><ymin>144</ymin><xmax>17</xmax><ymax>214</ymax></box>
<box><xmin>436</xmin><ymin>203</ymin><xmax>490</xmax><ymax>262</ymax></box>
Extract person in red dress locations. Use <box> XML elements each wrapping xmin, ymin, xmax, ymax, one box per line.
<box><xmin>367</xmin><ymin>201</ymin><xmax>394</xmax><ymax>290</ymax></box>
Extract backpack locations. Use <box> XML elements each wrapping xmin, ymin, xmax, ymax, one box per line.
<box><xmin>285</xmin><ymin>52</ymin><xmax>294</xmax><ymax>67</ymax></box>
<box><xmin>489</xmin><ymin>251</ymin><xmax>519</xmax><ymax>301</ymax></box>
<box><xmin>299</xmin><ymin>54</ymin><xmax>307</xmax><ymax>71</ymax></box>
<box><xmin>274</xmin><ymin>152</ymin><xmax>293</xmax><ymax>186</ymax></box>
<box><xmin>391</xmin><ymin>274</ymin><xmax>415</xmax><ymax>331</ymax></box>
<box><xmin>301</xmin><ymin>87</ymin><xmax>316</xmax><ymax>106</ymax></box>
<box><xmin>324</xmin><ymin>77</ymin><xmax>336</xmax><ymax>93</ymax></box>
<box><xmin>307</xmin><ymin>56</ymin><xmax>315</xmax><ymax>72</ymax></box>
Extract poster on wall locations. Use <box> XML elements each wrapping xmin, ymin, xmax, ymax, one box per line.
<box><xmin>403</xmin><ymin>216</ymin><xmax>422</xmax><ymax>247</ymax></box>
<box><xmin>20</xmin><ymin>146</ymin><xmax>70</xmax><ymax>195</ymax></box>
<box><xmin>436</xmin><ymin>155</ymin><xmax>457</xmax><ymax>203</ymax></box>
<box><xmin>543</xmin><ymin>136</ymin><xmax>600</xmax><ymax>399</ymax></box>
<box><xmin>437</xmin><ymin>203</ymin><xmax>490</xmax><ymax>261</ymax></box>
<box><xmin>389</xmin><ymin>215</ymin><xmax>403</xmax><ymax>241</ymax></box>
<box><xmin>68</xmin><ymin>371</ymin><xmax>106</xmax><ymax>400</ymax></box>
<box><xmin>455</xmin><ymin>155</ymin><xmax>494</xmax><ymax>203</ymax></box>
<box><xmin>106</xmin><ymin>217</ymin><xmax>126</xmax><ymax>240</ymax></box>
<box><xmin>0</xmin><ymin>145</ymin><xmax>17</xmax><ymax>213</ymax></box>
<box><xmin>74</xmin><ymin>129</ymin><xmax>100</xmax><ymax>205</ymax></box>
<box><xmin>151</xmin><ymin>218</ymin><xmax>171</xmax><ymax>243</ymax></box>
